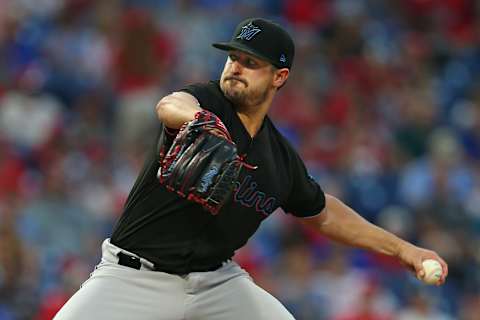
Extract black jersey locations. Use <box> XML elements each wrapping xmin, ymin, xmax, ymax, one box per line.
<box><xmin>110</xmin><ymin>80</ymin><xmax>325</xmax><ymax>274</ymax></box>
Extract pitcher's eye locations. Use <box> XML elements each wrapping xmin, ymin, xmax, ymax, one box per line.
<box><xmin>246</xmin><ymin>58</ymin><xmax>258</xmax><ymax>68</ymax></box>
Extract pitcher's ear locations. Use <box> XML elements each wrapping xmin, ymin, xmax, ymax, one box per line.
<box><xmin>273</xmin><ymin>68</ymin><xmax>289</xmax><ymax>89</ymax></box>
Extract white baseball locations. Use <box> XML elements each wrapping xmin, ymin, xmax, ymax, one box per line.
<box><xmin>421</xmin><ymin>259</ymin><xmax>443</xmax><ymax>285</ymax></box>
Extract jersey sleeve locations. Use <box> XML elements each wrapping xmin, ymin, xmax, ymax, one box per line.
<box><xmin>283</xmin><ymin>151</ymin><xmax>326</xmax><ymax>218</ymax></box>
<box><xmin>179</xmin><ymin>82</ymin><xmax>225</xmax><ymax>117</ymax></box>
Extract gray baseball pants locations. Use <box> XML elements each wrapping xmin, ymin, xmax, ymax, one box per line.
<box><xmin>54</xmin><ymin>239</ymin><xmax>295</xmax><ymax>320</ymax></box>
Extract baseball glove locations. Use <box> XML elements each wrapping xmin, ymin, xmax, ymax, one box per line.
<box><xmin>157</xmin><ymin>110</ymin><xmax>254</xmax><ymax>214</ymax></box>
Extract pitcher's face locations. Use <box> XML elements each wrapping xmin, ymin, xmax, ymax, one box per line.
<box><xmin>220</xmin><ymin>50</ymin><xmax>275</xmax><ymax>107</ymax></box>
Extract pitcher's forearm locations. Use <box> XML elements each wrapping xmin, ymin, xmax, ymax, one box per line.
<box><xmin>307</xmin><ymin>194</ymin><xmax>410</xmax><ymax>257</ymax></box>
<box><xmin>156</xmin><ymin>92</ymin><xmax>203</xmax><ymax>129</ymax></box>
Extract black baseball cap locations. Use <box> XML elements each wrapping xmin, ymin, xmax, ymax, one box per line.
<box><xmin>212</xmin><ymin>18</ymin><xmax>295</xmax><ymax>69</ymax></box>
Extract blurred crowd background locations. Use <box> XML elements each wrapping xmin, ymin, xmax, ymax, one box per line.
<box><xmin>1</xmin><ymin>0</ymin><xmax>480</xmax><ymax>319</ymax></box>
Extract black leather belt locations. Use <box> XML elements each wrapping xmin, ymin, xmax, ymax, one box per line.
<box><xmin>117</xmin><ymin>251</ymin><xmax>142</xmax><ymax>270</ymax></box>
<box><xmin>116</xmin><ymin>251</ymin><xmax>224</xmax><ymax>274</ymax></box>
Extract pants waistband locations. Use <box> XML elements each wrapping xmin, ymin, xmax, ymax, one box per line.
<box><xmin>102</xmin><ymin>239</ymin><xmax>227</xmax><ymax>274</ymax></box>
<box><xmin>102</xmin><ymin>238</ymin><xmax>156</xmax><ymax>271</ymax></box>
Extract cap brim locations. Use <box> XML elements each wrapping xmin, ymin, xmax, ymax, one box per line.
<box><xmin>212</xmin><ymin>42</ymin><xmax>277</xmax><ymax>67</ymax></box>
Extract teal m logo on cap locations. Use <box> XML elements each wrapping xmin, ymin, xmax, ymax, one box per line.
<box><xmin>236</xmin><ymin>22</ymin><xmax>261</xmax><ymax>41</ymax></box>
